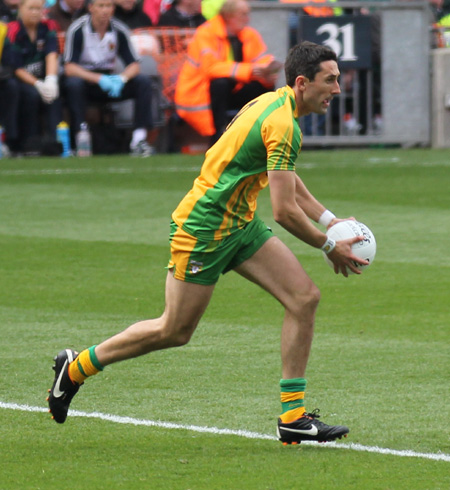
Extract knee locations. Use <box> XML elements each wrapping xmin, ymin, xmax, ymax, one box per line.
<box><xmin>304</xmin><ymin>283</ymin><xmax>321</xmax><ymax>309</ymax></box>
<box><xmin>156</xmin><ymin>320</ymin><xmax>197</xmax><ymax>348</ymax></box>
<box><xmin>289</xmin><ymin>283</ymin><xmax>321</xmax><ymax>317</ymax></box>
<box><xmin>3</xmin><ymin>77</ymin><xmax>20</xmax><ymax>100</ymax></box>
<box><xmin>22</xmin><ymin>84</ymin><xmax>41</xmax><ymax>106</ymax></box>
<box><xmin>169</xmin><ymin>329</ymin><xmax>194</xmax><ymax>347</ymax></box>
<box><xmin>132</xmin><ymin>74</ymin><xmax>152</xmax><ymax>92</ymax></box>
<box><xmin>64</xmin><ymin>76</ymin><xmax>85</xmax><ymax>94</ymax></box>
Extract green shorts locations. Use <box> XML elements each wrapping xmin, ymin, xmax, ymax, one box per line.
<box><xmin>167</xmin><ymin>216</ymin><xmax>273</xmax><ymax>285</ymax></box>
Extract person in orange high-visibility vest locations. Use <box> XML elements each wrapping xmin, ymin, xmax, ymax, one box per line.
<box><xmin>279</xmin><ymin>0</ymin><xmax>339</xmax><ymax>17</ymax></box>
<box><xmin>174</xmin><ymin>0</ymin><xmax>282</xmax><ymax>143</ymax></box>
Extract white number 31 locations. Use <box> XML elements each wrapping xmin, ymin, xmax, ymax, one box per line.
<box><xmin>316</xmin><ymin>23</ymin><xmax>357</xmax><ymax>61</ymax></box>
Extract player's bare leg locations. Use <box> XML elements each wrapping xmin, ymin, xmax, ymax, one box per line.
<box><xmin>47</xmin><ymin>272</ymin><xmax>215</xmax><ymax>422</ymax></box>
<box><xmin>234</xmin><ymin>236</ymin><xmax>349</xmax><ymax>444</ymax></box>
<box><xmin>234</xmin><ymin>236</ymin><xmax>319</xmax><ymax>379</ymax></box>
<box><xmin>95</xmin><ymin>273</ymin><xmax>215</xmax><ymax>366</ymax></box>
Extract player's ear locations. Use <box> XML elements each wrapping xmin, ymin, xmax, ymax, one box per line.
<box><xmin>296</xmin><ymin>75</ymin><xmax>309</xmax><ymax>92</ymax></box>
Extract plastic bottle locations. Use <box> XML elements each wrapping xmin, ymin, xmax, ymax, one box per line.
<box><xmin>56</xmin><ymin>122</ymin><xmax>71</xmax><ymax>157</ymax></box>
<box><xmin>76</xmin><ymin>122</ymin><xmax>92</xmax><ymax>157</ymax></box>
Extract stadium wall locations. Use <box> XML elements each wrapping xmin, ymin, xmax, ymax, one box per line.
<box><xmin>250</xmin><ymin>1</ymin><xmax>431</xmax><ymax>147</ymax></box>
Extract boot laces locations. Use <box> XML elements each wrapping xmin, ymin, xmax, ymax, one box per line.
<box><xmin>305</xmin><ymin>408</ymin><xmax>321</xmax><ymax>420</ymax></box>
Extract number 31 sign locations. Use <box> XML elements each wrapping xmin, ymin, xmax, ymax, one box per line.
<box><xmin>300</xmin><ymin>15</ymin><xmax>373</xmax><ymax>69</ymax></box>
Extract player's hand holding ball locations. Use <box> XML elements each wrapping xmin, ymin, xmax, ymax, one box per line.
<box><xmin>323</xmin><ymin>220</ymin><xmax>376</xmax><ymax>277</ymax></box>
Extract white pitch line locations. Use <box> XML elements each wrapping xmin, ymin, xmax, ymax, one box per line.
<box><xmin>1</xmin><ymin>401</ymin><xmax>449</xmax><ymax>463</ymax></box>
<box><xmin>0</xmin><ymin>166</ymin><xmax>200</xmax><ymax>176</ymax></box>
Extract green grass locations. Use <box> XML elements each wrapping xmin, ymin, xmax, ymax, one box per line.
<box><xmin>0</xmin><ymin>149</ymin><xmax>449</xmax><ymax>489</ymax></box>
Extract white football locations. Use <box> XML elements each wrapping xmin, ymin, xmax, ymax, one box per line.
<box><xmin>323</xmin><ymin>220</ymin><xmax>376</xmax><ymax>273</ymax></box>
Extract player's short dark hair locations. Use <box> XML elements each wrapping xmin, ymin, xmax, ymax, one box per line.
<box><xmin>284</xmin><ymin>41</ymin><xmax>338</xmax><ymax>87</ymax></box>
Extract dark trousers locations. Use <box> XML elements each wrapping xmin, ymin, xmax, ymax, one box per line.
<box><xmin>0</xmin><ymin>78</ymin><xmax>19</xmax><ymax>146</ymax></box>
<box><xmin>63</xmin><ymin>74</ymin><xmax>153</xmax><ymax>134</ymax></box>
<box><xmin>209</xmin><ymin>78</ymin><xmax>270</xmax><ymax>144</ymax></box>
<box><xmin>0</xmin><ymin>78</ymin><xmax>60</xmax><ymax>151</ymax></box>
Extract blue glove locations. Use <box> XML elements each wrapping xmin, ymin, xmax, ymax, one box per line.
<box><xmin>98</xmin><ymin>75</ymin><xmax>115</xmax><ymax>94</ymax></box>
<box><xmin>107</xmin><ymin>75</ymin><xmax>125</xmax><ymax>98</ymax></box>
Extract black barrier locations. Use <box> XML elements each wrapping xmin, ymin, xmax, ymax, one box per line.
<box><xmin>300</xmin><ymin>15</ymin><xmax>373</xmax><ymax>70</ymax></box>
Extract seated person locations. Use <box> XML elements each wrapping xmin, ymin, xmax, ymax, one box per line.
<box><xmin>62</xmin><ymin>0</ymin><xmax>154</xmax><ymax>156</ymax></box>
<box><xmin>174</xmin><ymin>0</ymin><xmax>282</xmax><ymax>145</ymax></box>
<box><xmin>113</xmin><ymin>0</ymin><xmax>153</xmax><ymax>30</ymax></box>
<box><xmin>46</xmin><ymin>0</ymin><xmax>88</xmax><ymax>33</ymax></box>
<box><xmin>2</xmin><ymin>0</ymin><xmax>61</xmax><ymax>153</ymax></box>
<box><xmin>158</xmin><ymin>0</ymin><xmax>206</xmax><ymax>28</ymax></box>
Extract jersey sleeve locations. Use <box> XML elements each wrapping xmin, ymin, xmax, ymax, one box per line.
<box><xmin>63</xmin><ymin>24</ymin><xmax>83</xmax><ymax>64</ymax></box>
<box><xmin>3</xmin><ymin>22</ymin><xmax>22</xmax><ymax>69</ymax></box>
<box><xmin>43</xmin><ymin>20</ymin><xmax>58</xmax><ymax>55</ymax></box>
<box><xmin>115</xmin><ymin>23</ymin><xmax>139</xmax><ymax>66</ymax></box>
<box><xmin>263</xmin><ymin>110</ymin><xmax>301</xmax><ymax>171</ymax></box>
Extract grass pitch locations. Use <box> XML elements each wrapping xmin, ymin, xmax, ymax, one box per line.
<box><xmin>0</xmin><ymin>149</ymin><xmax>449</xmax><ymax>489</ymax></box>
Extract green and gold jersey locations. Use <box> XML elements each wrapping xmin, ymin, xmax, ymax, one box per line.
<box><xmin>172</xmin><ymin>85</ymin><xmax>302</xmax><ymax>241</ymax></box>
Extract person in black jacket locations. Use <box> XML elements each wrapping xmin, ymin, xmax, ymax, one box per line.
<box><xmin>114</xmin><ymin>0</ymin><xmax>153</xmax><ymax>29</ymax></box>
<box><xmin>158</xmin><ymin>0</ymin><xmax>205</xmax><ymax>28</ymax></box>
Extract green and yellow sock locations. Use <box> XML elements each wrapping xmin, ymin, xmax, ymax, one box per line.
<box><xmin>68</xmin><ymin>345</ymin><xmax>104</xmax><ymax>385</ymax></box>
<box><xmin>279</xmin><ymin>377</ymin><xmax>307</xmax><ymax>423</ymax></box>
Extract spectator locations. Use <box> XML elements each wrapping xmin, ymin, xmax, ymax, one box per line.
<box><xmin>62</xmin><ymin>0</ymin><xmax>154</xmax><ymax>156</ymax></box>
<box><xmin>142</xmin><ymin>0</ymin><xmax>161</xmax><ymax>25</ymax></box>
<box><xmin>158</xmin><ymin>0</ymin><xmax>205</xmax><ymax>28</ymax></box>
<box><xmin>114</xmin><ymin>0</ymin><xmax>153</xmax><ymax>29</ymax></box>
<box><xmin>46</xmin><ymin>0</ymin><xmax>88</xmax><ymax>33</ymax></box>
<box><xmin>0</xmin><ymin>0</ymin><xmax>19</xmax><ymax>23</ymax></box>
<box><xmin>174</xmin><ymin>0</ymin><xmax>282</xmax><ymax>145</ymax></box>
<box><xmin>2</xmin><ymin>0</ymin><xmax>61</xmax><ymax>153</ymax></box>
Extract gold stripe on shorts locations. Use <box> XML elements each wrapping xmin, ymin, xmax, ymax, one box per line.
<box><xmin>169</xmin><ymin>226</ymin><xmax>198</xmax><ymax>281</ymax></box>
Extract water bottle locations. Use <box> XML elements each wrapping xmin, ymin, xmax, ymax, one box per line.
<box><xmin>56</xmin><ymin>121</ymin><xmax>71</xmax><ymax>157</ymax></box>
<box><xmin>76</xmin><ymin>122</ymin><xmax>92</xmax><ymax>157</ymax></box>
<box><xmin>0</xmin><ymin>126</ymin><xmax>3</xmax><ymax>159</ymax></box>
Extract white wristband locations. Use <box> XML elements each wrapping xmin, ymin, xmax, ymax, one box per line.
<box><xmin>119</xmin><ymin>74</ymin><xmax>128</xmax><ymax>84</ymax></box>
<box><xmin>318</xmin><ymin>210</ymin><xmax>336</xmax><ymax>227</ymax></box>
<box><xmin>321</xmin><ymin>237</ymin><xmax>336</xmax><ymax>254</ymax></box>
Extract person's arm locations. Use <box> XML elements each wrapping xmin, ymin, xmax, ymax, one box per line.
<box><xmin>268</xmin><ymin>170</ymin><xmax>367</xmax><ymax>276</ymax></box>
<box><xmin>14</xmin><ymin>67</ymin><xmax>38</xmax><ymax>85</ymax></box>
<box><xmin>64</xmin><ymin>61</ymin><xmax>103</xmax><ymax>83</ymax></box>
<box><xmin>116</xmin><ymin>27</ymin><xmax>140</xmax><ymax>81</ymax></box>
<box><xmin>269</xmin><ymin>170</ymin><xmax>327</xmax><ymax>248</ymax></box>
<box><xmin>294</xmin><ymin>172</ymin><xmax>328</xmax><ymax>223</ymax></box>
<box><xmin>45</xmin><ymin>51</ymin><xmax>58</xmax><ymax>77</ymax></box>
<box><xmin>119</xmin><ymin>61</ymin><xmax>140</xmax><ymax>83</ymax></box>
<box><xmin>63</xmin><ymin>23</ymin><xmax>102</xmax><ymax>83</ymax></box>
<box><xmin>294</xmin><ymin>172</ymin><xmax>356</xmax><ymax>229</ymax></box>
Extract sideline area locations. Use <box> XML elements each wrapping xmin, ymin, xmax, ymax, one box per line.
<box><xmin>1</xmin><ymin>400</ymin><xmax>449</xmax><ymax>463</ymax></box>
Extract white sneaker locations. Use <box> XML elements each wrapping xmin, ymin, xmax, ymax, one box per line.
<box><xmin>130</xmin><ymin>140</ymin><xmax>155</xmax><ymax>157</ymax></box>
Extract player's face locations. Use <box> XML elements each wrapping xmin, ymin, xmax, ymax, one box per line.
<box><xmin>89</xmin><ymin>0</ymin><xmax>115</xmax><ymax>26</ymax></box>
<box><xmin>299</xmin><ymin>60</ymin><xmax>341</xmax><ymax>116</ymax></box>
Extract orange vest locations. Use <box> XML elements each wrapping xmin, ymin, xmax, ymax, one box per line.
<box><xmin>280</xmin><ymin>0</ymin><xmax>334</xmax><ymax>17</ymax></box>
<box><xmin>174</xmin><ymin>14</ymin><xmax>274</xmax><ymax>136</ymax></box>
